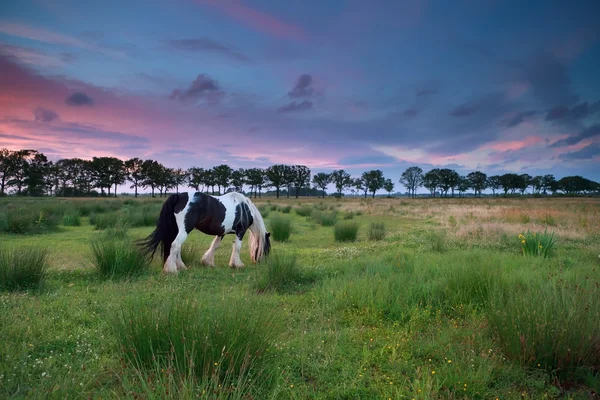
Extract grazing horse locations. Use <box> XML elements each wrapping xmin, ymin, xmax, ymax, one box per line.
<box><xmin>138</xmin><ymin>191</ymin><xmax>270</xmax><ymax>273</ymax></box>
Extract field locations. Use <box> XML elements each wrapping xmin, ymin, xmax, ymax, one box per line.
<box><xmin>1</xmin><ymin>195</ymin><xmax>599</xmax><ymax>399</ymax></box>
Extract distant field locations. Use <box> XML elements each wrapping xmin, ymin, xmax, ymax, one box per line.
<box><xmin>1</xmin><ymin>195</ymin><xmax>599</xmax><ymax>399</ymax></box>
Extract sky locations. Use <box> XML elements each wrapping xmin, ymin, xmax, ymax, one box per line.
<box><xmin>0</xmin><ymin>0</ymin><xmax>599</xmax><ymax>194</ymax></box>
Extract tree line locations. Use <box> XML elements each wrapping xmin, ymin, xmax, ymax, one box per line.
<box><xmin>0</xmin><ymin>148</ymin><xmax>598</xmax><ymax>198</ymax></box>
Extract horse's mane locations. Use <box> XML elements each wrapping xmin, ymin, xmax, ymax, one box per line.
<box><xmin>240</xmin><ymin>194</ymin><xmax>268</xmax><ymax>262</ymax></box>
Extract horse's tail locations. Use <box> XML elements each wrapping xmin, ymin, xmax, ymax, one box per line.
<box><xmin>244</xmin><ymin>195</ymin><xmax>270</xmax><ymax>262</ymax></box>
<box><xmin>137</xmin><ymin>193</ymin><xmax>180</xmax><ymax>262</ymax></box>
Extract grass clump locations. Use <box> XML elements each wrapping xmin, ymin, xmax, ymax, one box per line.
<box><xmin>269</xmin><ymin>214</ymin><xmax>292</xmax><ymax>242</ymax></box>
<box><xmin>62</xmin><ymin>211</ymin><xmax>81</xmax><ymax>226</ymax></box>
<box><xmin>255</xmin><ymin>253</ymin><xmax>314</xmax><ymax>293</ymax></box>
<box><xmin>333</xmin><ymin>220</ymin><xmax>359</xmax><ymax>242</ymax></box>
<box><xmin>90</xmin><ymin>238</ymin><xmax>151</xmax><ymax>280</ymax></box>
<box><xmin>311</xmin><ymin>209</ymin><xmax>337</xmax><ymax>226</ymax></box>
<box><xmin>487</xmin><ymin>278</ymin><xmax>600</xmax><ymax>383</ymax></box>
<box><xmin>280</xmin><ymin>205</ymin><xmax>292</xmax><ymax>214</ymax></box>
<box><xmin>121</xmin><ymin>205</ymin><xmax>158</xmax><ymax>227</ymax></box>
<box><xmin>0</xmin><ymin>207</ymin><xmax>59</xmax><ymax>234</ymax></box>
<box><xmin>90</xmin><ymin>212</ymin><xmax>119</xmax><ymax>230</ymax></box>
<box><xmin>112</xmin><ymin>295</ymin><xmax>283</xmax><ymax>396</ymax></box>
<box><xmin>367</xmin><ymin>222</ymin><xmax>386</xmax><ymax>241</ymax></box>
<box><xmin>519</xmin><ymin>229</ymin><xmax>556</xmax><ymax>258</ymax></box>
<box><xmin>0</xmin><ymin>246</ymin><xmax>49</xmax><ymax>291</ymax></box>
<box><xmin>295</xmin><ymin>206</ymin><xmax>312</xmax><ymax>217</ymax></box>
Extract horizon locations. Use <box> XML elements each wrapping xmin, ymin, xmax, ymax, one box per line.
<box><xmin>1</xmin><ymin>0</ymin><xmax>600</xmax><ymax>195</ymax></box>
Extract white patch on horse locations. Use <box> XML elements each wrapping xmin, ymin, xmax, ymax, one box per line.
<box><xmin>215</xmin><ymin>192</ymin><xmax>242</xmax><ymax>234</ymax></box>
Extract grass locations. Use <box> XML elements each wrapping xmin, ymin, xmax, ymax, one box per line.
<box><xmin>0</xmin><ymin>246</ymin><xmax>48</xmax><ymax>291</ymax></box>
<box><xmin>269</xmin><ymin>214</ymin><xmax>292</xmax><ymax>242</ymax></box>
<box><xmin>295</xmin><ymin>205</ymin><xmax>313</xmax><ymax>217</ymax></box>
<box><xmin>519</xmin><ymin>228</ymin><xmax>557</xmax><ymax>258</ymax></box>
<box><xmin>367</xmin><ymin>221</ymin><xmax>386</xmax><ymax>240</ymax></box>
<box><xmin>62</xmin><ymin>211</ymin><xmax>81</xmax><ymax>226</ymax></box>
<box><xmin>1</xmin><ymin>195</ymin><xmax>599</xmax><ymax>399</ymax></box>
<box><xmin>90</xmin><ymin>237</ymin><xmax>152</xmax><ymax>279</ymax></box>
<box><xmin>311</xmin><ymin>209</ymin><xmax>337</xmax><ymax>226</ymax></box>
<box><xmin>333</xmin><ymin>220</ymin><xmax>359</xmax><ymax>242</ymax></box>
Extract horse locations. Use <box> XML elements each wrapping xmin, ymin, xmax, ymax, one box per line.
<box><xmin>138</xmin><ymin>191</ymin><xmax>271</xmax><ymax>273</ymax></box>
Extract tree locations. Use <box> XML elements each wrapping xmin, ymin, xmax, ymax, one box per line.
<box><xmin>141</xmin><ymin>159</ymin><xmax>162</xmax><ymax>197</ymax></box>
<box><xmin>230</xmin><ymin>168</ymin><xmax>246</xmax><ymax>192</ymax></box>
<box><xmin>499</xmin><ymin>173</ymin><xmax>519</xmax><ymax>194</ymax></box>
<box><xmin>124</xmin><ymin>158</ymin><xmax>145</xmax><ymax>197</ymax></box>
<box><xmin>187</xmin><ymin>167</ymin><xmax>208</xmax><ymax>192</ymax></box>
<box><xmin>331</xmin><ymin>169</ymin><xmax>352</xmax><ymax>195</ymax></box>
<box><xmin>6</xmin><ymin>149</ymin><xmax>34</xmax><ymax>195</ymax></box>
<box><xmin>399</xmin><ymin>166</ymin><xmax>423</xmax><ymax>198</ymax></box>
<box><xmin>283</xmin><ymin>165</ymin><xmax>295</xmax><ymax>198</ymax></box>
<box><xmin>353</xmin><ymin>177</ymin><xmax>368</xmax><ymax>198</ymax></box>
<box><xmin>541</xmin><ymin>174</ymin><xmax>556</xmax><ymax>195</ymax></box>
<box><xmin>422</xmin><ymin>168</ymin><xmax>441</xmax><ymax>197</ymax></box>
<box><xmin>265</xmin><ymin>164</ymin><xmax>287</xmax><ymax>198</ymax></box>
<box><xmin>245</xmin><ymin>168</ymin><xmax>265</xmax><ymax>198</ymax></box>
<box><xmin>90</xmin><ymin>156</ymin><xmax>124</xmax><ymax>197</ymax></box>
<box><xmin>487</xmin><ymin>175</ymin><xmax>502</xmax><ymax>196</ymax></box>
<box><xmin>530</xmin><ymin>176</ymin><xmax>543</xmax><ymax>194</ymax></box>
<box><xmin>312</xmin><ymin>172</ymin><xmax>331</xmax><ymax>198</ymax></box>
<box><xmin>517</xmin><ymin>174</ymin><xmax>532</xmax><ymax>195</ymax></box>
<box><xmin>172</xmin><ymin>168</ymin><xmax>188</xmax><ymax>193</ymax></box>
<box><xmin>467</xmin><ymin>171</ymin><xmax>487</xmax><ymax>197</ymax></box>
<box><xmin>212</xmin><ymin>164</ymin><xmax>232</xmax><ymax>194</ymax></box>
<box><xmin>438</xmin><ymin>168</ymin><xmax>460</xmax><ymax>197</ymax></box>
<box><xmin>292</xmin><ymin>165</ymin><xmax>311</xmax><ymax>198</ymax></box>
<box><xmin>383</xmin><ymin>178</ymin><xmax>394</xmax><ymax>196</ymax></box>
<box><xmin>25</xmin><ymin>151</ymin><xmax>51</xmax><ymax>196</ymax></box>
<box><xmin>0</xmin><ymin>149</ymin><xmax>21</xmax><ymax>196</ymax></box>
<box><xmin>362</xmin><ymin>169</ymin><xmax>385</xmax><ymax>198</ymax></box>
<box><xmin>457</xmin><ymin>176</ymin><xmax>470</xmax><ymax>197</ymax></box>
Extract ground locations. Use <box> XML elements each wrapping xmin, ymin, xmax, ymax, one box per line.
<box><xmin>0</xmin><ymin>195</ymin><xmax>599</xmax><ymax>399</ymax></box>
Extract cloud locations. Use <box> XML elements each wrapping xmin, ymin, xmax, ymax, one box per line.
<box><xmin>550</xmin><ymin>124</ymin><xmax>600</xmax><ymax>147</ymax></box>
<box><xmin>403</xmin><ymin>108</ymin><xmax>418</xmax><ymax>117</ymax></box>
<box><xmin>33</xmin><ymin>107</ymin><xmax>59</xmax><ymax>122</ymax></box>
<box><xmin>194</xmin><ymin>0</ymin><xmax>308</xmax><ymax>42</ymax></box>
<box><xmin>288</xmin><ymin>74</ymin><xmax>314</xmax><ymax>98</ymax></box>
<box><xmin>66</xmin><ymin>92</ymin><xmax>93</xmax><ymax>106</ymax></box>
<box><xmin>277</xmin><ymin>100</ymin><xmax>313</xmax><ymax>113</ymax></box>
<box><xmin>337</xmin><ymin>154</ymin><xmax>398</xmax><ymax>166</ymax></box>
<box><xmin>0</xmin><ymin>44</ymin><xmax>67</xmax><ymax>67</ymax></box>
<box><xmin>506</xmin><ymin>110</ymin><xmax>537</xmax><ymax>128</ymax></box>
<box><xmin>169</xmin><ymin>74</ymin><xmax>224</xmax><ymax>103</ymax></box>
<box><xmin>546</xmin><ymin>102</ymin><xmax>590</xmax><ymax>121</ymax></box>
<box><xmin>0</xmin><ymin>22</ymin><xmax>124</xmax><ymax>58</ymax></box>
<box><xmin>166</xmin><ymin>38</ymin><xmax>251</xmax><ymax>63</ymax></box>
<box><xmin>559</xmin><ymin>143</ymin><xmax>600</xmax><ymax>160</ymax></box>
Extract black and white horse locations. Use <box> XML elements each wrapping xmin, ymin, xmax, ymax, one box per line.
<box><xmin>139</xmin><ymin>191</ymin><xmax>270</xmax><ymax>273</ymax></box>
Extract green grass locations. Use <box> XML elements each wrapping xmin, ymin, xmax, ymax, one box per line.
<box><xmin>311</xmin><ymin>209</ymin><xmax>337</xmax><ymax>226</ymax></box>
<box><xmin>295</xmin><ymin>206</ymin><xmax>313</xmax><ymax>217</ymax></box>
<box><xmin>90</xmin><ymin>237</ymin><xmax>151</xmax><ymax>279</ymax></box>
<box><xmin>269</xmin><ymin>214</ymin><xmax>292</xmax><ymax>242</ymax></box>
<box><xmin>367</xmin><ymin>221</ymin><xmax>386</xmax><ymax>240</ymax></box>
<box><xmin>62</xmin><ymin>211</ymin><xmax>81</xmax><ymax>226</ymax></box>
<box><xmin>333</xmin><ymin>220</ymin><xmax>359</xmax><ymax>242</ymax></box>
<box><xmin>519</xmin><ymin>228</ymin><xmax>557</xmax><ymax>258</ymax></box>
<box><xmin>0</xmin><ymin>246</ymin><xmax>49</xmax><ymax>291</ymax></box>
<box><xmin>0</xmin><ymin>196</ymin><xmax>599</xmax><ymax>399</ymax></box>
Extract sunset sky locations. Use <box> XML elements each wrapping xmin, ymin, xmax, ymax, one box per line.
<box><xmin>1</xmin><ymin>0</ymin><xmax>599</xmax><ymax>192</ymax></box>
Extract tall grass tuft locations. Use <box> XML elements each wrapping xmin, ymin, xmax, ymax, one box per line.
<box><xmin>0</xmin><ymin>206</ymin><xmax>60</xmax><ymax>234</ymax></box>
<box><xmin>487</xmin><ymin>279</ymin><xmax>600</xmax><ymax>382</ymax></box>
<box><xmin>269</xmin><ymin>214</ymin><xmax>292</xmax><ymax>242</ymax></box>
<box><xmin>254</xmin><ymin>253</ymin><xmax>314</xmax><ymax>293</ymax></box>
<box><xmin>519</xmin><ymin>228</ymin><xmax>556</xmax><ymax>258</ymax></box>
<box><xmin>62</xmin><ymin>211</ymin><xmax>81</xmax><ymax>226</ymax></box>
<box><xmin>0</xmin><ymin>247</ymin><xmax>49</xmax><ymax>291</ymax></box>
<box><xmin>280</xmin><ymin>205</ymin><xmax>292</xmax><ymax>214</ymax></box>
<box><xmin>112</xmin><ymin>295</ymin><xmax>283</xmax><ymax>394</ymax></box>
<box><xmin>90</xmin><ymin>211</ymin><xmax>119</xmax><ymax>230</ymax></box>
<box><xmin>367</xmin><ymin>222</ymin><xmax>386</xmax><ymax>241</ymax></box>
<box><xmin>311</xmin><ymin>210</ymin><xmax>337</xmax><ymax>226</ymax></box>
<box><xmin>121</xmin><ymin>205</ymin><xmax>159</xmax><ymax>227</ymax></box>
<box><xmin>334</xmin><ymin>220</ymin><xmax>359</xmax><ymax>242</ymax></box>
<box><xmin>90</xmin><ymin>238</ymin><xmax>151</xmax><ymax>280</ymax></box>
<box><xmin>295</xmin><ymin>206</ymin><xmax>312</xmax><ymax>217</ymax></box>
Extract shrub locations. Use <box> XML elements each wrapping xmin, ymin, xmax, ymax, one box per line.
<box><xmin>343</xmin><ymin>211</ymin><xmax>355</xmax><ymax>220</ymax></box>
<box><xmin>90</xmin><ymin>212</ymin><xmax>119</xmax><ymax>230</ymax></box>
<box><xmin>518</xmin><ymin>229</ymin><xmax>556</xmax><ymax>258</ymax></box>
<box><xmin>311</xmin><ymin>210</ymin><xmax>337</xmax><ymax>226</ymax></box>
<box><xmin>334</xmin><ymin>220</ymin><xmax>359</xmax><ymax>242</ymax></box>
<box><xmin>112</xmin><ymin>295</ymin><xmax>283</xmax><ymax>390</ymax></box>
<box><xmin>269</xmin><ymin>215</ymin><xmax>292</xmax><ymax>242</ymax></box>
<box><xmin>62</xmin><ymin>211</ymin><xmax>81</xmax><ymax>226</ymax></box>
<box><xmin>367</xmin><ymin>222</ymin><xmax>386</xmax><ymax>241</ymax></box>
<box><xmin>0</xmin><ymin>207</ymin><xmax>59</xmax><ymax>234</ymax></box>
<box><xmin>255</xmin><ymin>253</ymin><xmax>314</xmax><ymax>293</ymax></box>
<box><xmin>295</xmin><ymin>206</ymin><xmax>312</xmax><ymax>217</ymax></box>
<box><xmin>90</xmin><ymin>238</ymin><xmax>151</xmax><ymax>279</ymax></box>
<box><xmin>487</xmin><ymin>279</ymin><xmax>600</xmax><ymax>382</ymax></box>
<box><xmin>0</xmin><ymin>247</ymin><xmax>49</xmax><ymax>291</ymax></box>
<box><xmin>280</xmin><ymin>205</ymin><xmax>292</xmax><ymax>214</ymax></box>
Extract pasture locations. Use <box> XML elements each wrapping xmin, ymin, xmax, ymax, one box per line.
<box><xmin>1</xmin><ymin>195</ymin><xmax>599</xmax><ymax>399</ymax></box>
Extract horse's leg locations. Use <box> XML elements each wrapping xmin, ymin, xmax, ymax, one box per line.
<box><xmin>164</xmin><ymin>215</ymin><xmax>188</xmax><ymax>273</ymax></box>
<box><xmin>202</xmin><ymin>235</ymin><xmax>223</xmax><ymax>267</ymax></box>
<box><xmin>229</xmin><ymin>230</ymin><xmax>245</xmax><ymax>269</ymax></box>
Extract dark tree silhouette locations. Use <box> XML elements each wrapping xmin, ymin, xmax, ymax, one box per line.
<box><xmin>467</xmin><ymin>171</ymin><xmax>487</xmax><ymax>197</ymax></box>
<box><xmin>292</xmin><ymin>165</ymin><xmax>311</xmax><ymax>198</ymax></box>
<box><xmin>399</xmin><ymin>166</ymin><xmax>423</xmax><ymax>198</ymax></box>
<box><xmin>265</xmin><ymin>164</ymin><xmax>287</xmax><ymax>198</ymax></box>
<box><xmin>362</xmin><ymin>169</ymin><xmax>385</xmax><ymax>198</ymax></box>
<box><xmin>312</xmin><ymin>172</ymin><xmax>331</xmax><ymax>198</ymax></box>
<box><xmin>331</xmin><ymin>169</ymin><xmax>352</xmax><ymax>195</ymax></box>
<box><xmin>124</xmin><ymin>157</ymin><xmax>145</xmax><ymax>197</ymax></box>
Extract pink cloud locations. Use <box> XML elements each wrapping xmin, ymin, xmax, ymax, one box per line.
<box><xmin>195</xmin><ymin>0</ymin><xmax>308</xmax><ymax>42</ymax></box>
<box><xmin>485</xmin><ymin>135</ymin><xmax>544</xmax><ymax>152</ymax></box>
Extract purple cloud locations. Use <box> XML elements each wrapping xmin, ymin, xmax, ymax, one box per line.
<box><xmin>277</xmin><ymin>100</ymin><xmax>313</xmax><ymax>113</ymax></box>
<box><xmin>66</xmin><ymin>92</ymin><xmax>93</xmax><ymax>106</ymax></box>
<box><xmin>33</xmin><ymin>107</ymin><xmax>59</xmax><ymax>122</ymax></box>
<box><xmin>550</xmin><ymin>124</ymin><xmax>600</xmax><ymax>147</ymax></box>
<box><xmin>559</xmin><ymin>143</ymin><xmax>600</xmax><ymax>160</ymax></box>
<box><xmin>167</xmin><ymin>38</ymin><xmax>251</xmax><ymax>63</ymax></box>
<box><xmin>506</xmin><ymin>110</ymin><xmax>537</xmax><ymax>128</ymax></box>
<box><xmin>169</xmin><ymin>74</ymin><xmax>224</xmax><ymax>103</ymax></box>
<box><xmin>288</xmin><ymin>74</ymin><xmax>314</xmax><ymax>98</ymax></box>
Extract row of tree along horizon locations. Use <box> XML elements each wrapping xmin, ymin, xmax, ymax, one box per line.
<box><xmin>1</xmin><ymin>148</ymin><xmax>598</xmax><ymax>199</ymax></box>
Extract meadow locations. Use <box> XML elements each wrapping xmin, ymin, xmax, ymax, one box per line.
<box><xmin>0</xmin><ymin>194</ymin><xmax>599</xmax><ymax>399</ymax></box>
